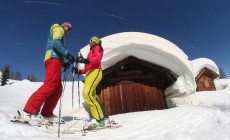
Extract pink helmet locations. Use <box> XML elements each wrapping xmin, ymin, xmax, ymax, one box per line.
<box><xmin>61</xmin><ymin>22</ymin><xmax>72</xmax><ymax>29</ymax></box>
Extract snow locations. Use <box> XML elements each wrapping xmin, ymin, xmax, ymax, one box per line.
<box><xmin>191</xmin><ymin>58</ymin><xmax>219</xmax><ymax>77</ymax></box>
<box><xmin>1</xmin><ymin>79</ymin><xmax>230</xmax><ymax>140</ymax></box>
<box><xmin>1</xmin><ymin>32</ymin><xmax>227</xmax><ymax>139</ymax></box>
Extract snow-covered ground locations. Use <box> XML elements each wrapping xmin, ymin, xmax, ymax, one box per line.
<box><xmin>1</xmin><ymin>79</ymin><xmax>230</xmax><ymax>140</ymax></box>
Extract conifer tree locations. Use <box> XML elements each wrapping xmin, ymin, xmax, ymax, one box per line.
<box><xmin>1</xmin><ymin>65</ymin><xmax>10</xmax><ymax>86</ymax></box>
<box><xmin>0</xmin><ymin>71</ymin><xmax>2</xmax><ymax>83</ymax></box>
<box><xmin>27</xmin><ymin>73</ymin><xmax>38</xmax><ymax>82</ymax></box>
<box><xmin>218</xmin><ymin>66</ymin><xmax>227</xmax><ymax>79</ymax></box>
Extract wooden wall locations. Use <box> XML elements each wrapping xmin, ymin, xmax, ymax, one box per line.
<box><xmin>196</xmin><ymin>67</ymin><xmax>219</xmax><ymax>91</ymax></box>
<box><xmin>196</xmin><ymin>75</ymin><xmax>216</xmax><ymax>91</ymax></box>
<box><xmin>97</xmin><ymin>56</ymin><xmax>178</xmax><ymax>115</ymax></box>
<box><xmin>99</xmin><ymin>80</ymin><xmax>167</xmax><ymax>115</ymax></box>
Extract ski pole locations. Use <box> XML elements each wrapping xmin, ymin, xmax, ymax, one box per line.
<box><xmin>77</xmin><ymin>52</ymin><xmax>81</xmax><ymax>108</ymax></box>
<box><xmin>77</xmin><ymin>52</ymin><xmax>86</xmax><ymax>136</ymax></box>
<box><xmin>72</xmin><ymin>59</ymin><xmax>76</xmax><ymax>111</ymax></box>
<box><xmin>58</xmin><ymin>66</ymin><xmax>69</xmax><ymax>137</ymax></box>
<box><xmin>79</xmin><ymin>71</ymin><xmax>86</xmax><ymax>136</ymax></box>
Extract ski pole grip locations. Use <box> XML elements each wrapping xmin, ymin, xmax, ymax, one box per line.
<box><xmin>78</xmin><ymin>52</ymin><xmax>81</xmax><ymax>58</ymax></box>
<box><xmin>77</xmin><ymin>52</ymin><xmax>81</xmax><ymax>72</ymax></box>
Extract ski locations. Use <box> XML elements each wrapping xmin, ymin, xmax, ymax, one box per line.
<box><xmin>39</xmin><ymin>119</ymin><xmax>122</xmax><ymax>135</ymax></box>
<box><xmin>38</xmin><ymin>120</ymin><xmax>84</xmax><ymax>134</ymax></box>
<box><xmin>83</xmin><ymin>123</ymin><xmax>122</xmax><ymax>133</ymax></box>
<box><xmin>11</xmin><ymin>119</ymin><xmax>38</xmax><ymax>126</ymax></box>
<box><xmin>10</xmin><ymin>119</ymin><xmax>53</xmax><ymax>127</ymax></box>
<box><xmin>10</xmin><ymin>110</ymin><xmax>54</xmax><ymax>127</ymax></box>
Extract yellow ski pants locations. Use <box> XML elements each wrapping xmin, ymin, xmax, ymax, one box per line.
<box><xmin>83</xmin><ymin>69</ymin><xmax>104</xmax><ymax>121</ymax></box>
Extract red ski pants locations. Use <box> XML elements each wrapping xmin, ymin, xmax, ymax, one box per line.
<box><xmin>24</xmin><ymin>58</ymin><xmax>62</xmax><ymax>117</ymax></box>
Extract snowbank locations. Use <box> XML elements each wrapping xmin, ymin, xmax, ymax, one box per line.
<box><xmin>167</xmin><ymin>79</ymin><xmax>230</xmax><ymax>108</ymax></box>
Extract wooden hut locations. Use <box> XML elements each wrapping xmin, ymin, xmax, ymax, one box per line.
<box><xmin>195</xmin><ymin>67</ymin><xmax>219</xmax><ymax>91</ymax></box>
<box><xmin>97</xmin><ymin>56</ymin><xmax>178</xmax><ymax>115</ymax></box>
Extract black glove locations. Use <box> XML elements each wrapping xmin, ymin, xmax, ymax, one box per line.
<box><xmin>67</xmin><ymin>54</ymin><xmax>75</xmax><ymax>63</ymax></box>
<box><xmin>75</xmin><ymin>54</ymin><xmax>90</xmax><ymax>64</ymax></box>
<box><xmin>71</xmin><ymin>67</ymin><xmax>82</xmax><ymax>75</ymax></box>
<box><xmin>63</xmin><ymin>62</ymin><xmax>70</xmax><ymax>69</ymax></box>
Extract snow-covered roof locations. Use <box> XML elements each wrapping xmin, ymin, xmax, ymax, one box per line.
<box><xmin>191</xmin><ymin>58</ymin><xmax>219</xmax><ymax>77</ymax></box>
<box><xmin>80</xmin><ymin>32</ymin><xmax>219</xmax><ymax>97</ymax></box>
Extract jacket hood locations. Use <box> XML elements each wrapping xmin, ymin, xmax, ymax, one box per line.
<box><xmin>50</xmin><ymin>24</ymin><xmax>60</xmax><ymax>32</ymax></box>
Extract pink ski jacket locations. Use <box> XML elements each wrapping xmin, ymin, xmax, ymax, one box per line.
<box><xmin>81</xmin><ymin>45</ymin><xmax>103</xmax><ymax>74</ymax></box>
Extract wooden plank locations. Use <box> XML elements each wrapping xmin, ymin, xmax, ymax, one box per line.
<box><xmin>136</xmin><ymin>83</ymin><xmax>142</xmax><ymax>111</ymax></box>
<box><xmin>105</xmin><ymin>87</ymin><xmax>111</xmax><ymax>115</ymax></box>
<box><xmin>153</xmin><ymin>86</ymin><xmax>158</xmax><ymax>110</ymax></box>
<box><xmin>109</xmin><ymin>86</ymin><xmax>115</xmax><ymax>115</ymax></box>
<box><xmin>114</xmin><ymin>85</ymin><xmax>121</xmax><ymax>115</ymax></box>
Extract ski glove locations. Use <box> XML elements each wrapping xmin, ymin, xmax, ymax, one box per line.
<box><xmin>71</xmin><ymin>67</ymin><xmax>82</xmax><ymax>75</ymax></box>
<box><xmin>63</xmin><ymin>62</ymin><xmax>70</xmax><ymax>69</ymax></box>
<box><xmin>75</xmin><ymin>55</ymin><xmax>90</xmax><ymax>64</ymax></box>
<box><xmin>67</xmin><ymin>54</ymin><xmax>75</xmax><ymax>63</ymax></box>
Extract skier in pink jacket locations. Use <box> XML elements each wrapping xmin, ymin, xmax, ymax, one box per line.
<box><xmin>72</xmin><ymin>36</ymin><xmax>109</xmax><ymax>129</ymax></box>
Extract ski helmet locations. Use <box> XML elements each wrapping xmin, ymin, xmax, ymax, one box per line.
<box><xmin>61</xmin><ymin>22</ymin><xmax>72</xmax><ymax>30</ymax></box>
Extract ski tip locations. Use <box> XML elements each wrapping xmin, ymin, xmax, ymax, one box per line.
<box><xmin>87</xmin><ymin>125</ymin><xmax>92</xmax><ymax>129</ymax></box>
<box><xmin>17</xmin><ymin>110</ymin><xmax>21</xmax><ymax>116</ymax></box>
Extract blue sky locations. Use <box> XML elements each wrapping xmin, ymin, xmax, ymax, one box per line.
<box><xmin>0</xmin><ymin>0</ymin><xmax>230</xmax><ymax>80</ymax></box>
